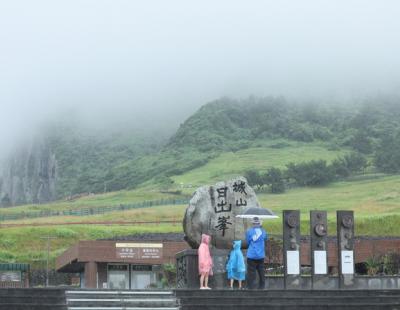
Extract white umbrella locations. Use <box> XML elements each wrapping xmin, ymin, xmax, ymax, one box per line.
<box><xmin>235</xmin><ymin>207</ymin><xmax>279</xmax><ymax>219</ymax></box>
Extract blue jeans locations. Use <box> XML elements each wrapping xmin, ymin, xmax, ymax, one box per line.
<box><xmin>246</xmin><ymin>258</ymin><xmax>265</xmax><ymax>289</ymax></box>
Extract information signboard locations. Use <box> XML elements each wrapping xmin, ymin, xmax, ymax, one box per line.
<box><xmin>115</xmin><ymin>243</ymin><xmax>163</xmax><ymax>259</ymax></box>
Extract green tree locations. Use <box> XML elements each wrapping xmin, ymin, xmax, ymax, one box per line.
<box><xmin>245</xmin><ymin>170</ymin><xmax>263</xmax><ymax>189</ymax></box>
<box><xmin>264</xmin><ymin>168</ymin><xmax>285</xmax><ymax>193</ymax></box>
<box><xmin>286</xmin><ymin>160</ymin><xmax>333</xmax><ymax>186</ymax></box>
<box><xmin>374</xmin><ymin>132</ymin><xmax>400</xmax><ymax>173</ymax></box>
<box><xmin>330</xmin><ymin>158</ymin><xmax>351</xmax><ymax>178</ymax></box>
<box><xmin>349</xmin><ymin>130</ymin><xmax>373</xmax><ymax>154</ymax></box>
<box><xmin>343</xmin><ymin>152</ymin><xmax>367</xmax><ymax>173</ymax></box>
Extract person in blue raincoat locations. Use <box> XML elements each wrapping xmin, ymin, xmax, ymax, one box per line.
<box><xmin>226</xmin><ymin>240</ymin><xmax>246</xmax><ymax>289</ymax></box>
<box><xmin>246</xmin><ymin>217</ymin><xmax>268</xmax><ymax>289</ymax></box>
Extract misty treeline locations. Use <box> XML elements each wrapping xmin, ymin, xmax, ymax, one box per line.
<box><xmin>2</xmin><ymin>95</ymin><xmax>400</xmax><ymax>205</ymax></box>
<box><xmin>50</xmin><ymin>96</ymin><xmax>400</xmax><ymax>194</ymax></box>
<box><xmin>245</xmin><ymin>152</ymin><xmax>368</xmax><ymax>193</ymax></box>
<box><xmin>171</xmin><ymin>96</ymin><xmax>400</xmax><ymax>156</ymax></box>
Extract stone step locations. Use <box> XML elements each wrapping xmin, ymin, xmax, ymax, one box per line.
<box><xmin>66</xmin><ymin>290</ymin><xmax>175</xmax><ymax>294</ymax></box>
<box><xmin>66</xmin><ymin>295</ymin><xmax>176</xmax><ymax>300</ymax></box>
<box><xmin>68</xmin><ymin>308</ymin><xmax>179</xmax><ymax>310</ymax></box>
<box><xmin>65</xmin><ymin>290</ymin><xmax>175</xmax><ymax>298</ymax></box>
<box><xmin>65</xmin><ymin>290</ymin><xmax>179</xmax><ymax>310</ymax></box>
<box><xmin>67</xmin><ymin>298</ymin><xmax>178</xmax><ymax>307</ymax></box>
<box><xmin>66</xmin><ymin>290</ymin><xmax>176</xmax><ymax>299</ymax></box>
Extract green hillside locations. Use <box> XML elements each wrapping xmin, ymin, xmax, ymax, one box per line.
<box><xmin>1</xmin><ymin>96</ymin><xmax>400</xmax><ymax>266</ymax></box>
<box><xmin>0</xmin><ymin>139</ymin><xmax>347</xmax><ymax>216</ymax></box>
<box><xmin>88</xmin><ymin>96</ymin><xmax>400</xmax><ymax>194</ymax></box>
<box><xmin>172</xmin><ymin>140</ymin><xmax>349</xmax><ymax>187</ymax></box>
<box><xmin>1</xmin><ymin>175</ymin><xmax>400</xmax><ymax>266</ymax></box>
<box><xmin>3</xmin><ymin>96</ymin><xmax>400</xmax><ymax>206</ymax></box>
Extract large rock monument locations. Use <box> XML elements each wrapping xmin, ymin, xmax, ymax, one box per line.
<box><xmin>183</xmin><ymin>176</ymin><xmax>262</xmax><ymax>249</ymax></box>
<box><xmin>177</xmin><ymin>176</ymin><xmax>263</xmax><ymax>288</ymax></box>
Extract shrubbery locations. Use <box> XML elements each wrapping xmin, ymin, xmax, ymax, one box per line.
<box><xmin>286</xmin><ymin>160</ymin><xmax>332</xmax><ymax>186</ymax></box>
<box><xmin>245</xmin><ymin>152</ymin><xmax>369</xmax><ymax>193</ymax></box>
<box><xmin>374</xmin><ymin>131</ymin><xmax>400</xmax><ymax>173</ymax></box>
<box><xmin>365</xmin><ymin>251</ymin><xmax>400</xmax><ymax>275</ymax></box>
<box><xmin>161</xmin><ymin>263</ymin><xmax>177</xmax><ymax>288</ymax></box>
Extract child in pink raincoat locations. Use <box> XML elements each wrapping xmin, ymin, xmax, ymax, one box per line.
<box><xmin>198</xmin><ymin>234</ymin><xmax>213</xmax><ymax>289</ymax></box>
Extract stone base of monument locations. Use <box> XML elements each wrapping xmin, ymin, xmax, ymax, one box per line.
<box><xmin>176</xmin><ymin>249</ymin><xmax>232</xmax><ymax>289</ymax></box>
<box><xmin>339</xmin><ymin>274</ymin><xmax>356</xmax><ymax>289</ymax></box>
<box><xmin>311</xmin><ymin>275</ymin><xmax>335</xmax><ymax>290</ymax></box>
<box><xmin>284</xmin><ymin>275</ymin><xmax>302</xmax><ymax>289</ymax></box>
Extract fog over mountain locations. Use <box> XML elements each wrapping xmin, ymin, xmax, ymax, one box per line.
<box><xmin>1</xmin><ymin>0</ymin><xmax>400</xmax><ymax>155</ymax></box>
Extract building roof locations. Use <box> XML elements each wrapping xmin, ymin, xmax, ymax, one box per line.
<box><xmin>0</xmin><ymin>263</ymin><xmax>30</xmax><ymax>272</ymax></box>
<box><xmin>56</xmin><ymin>238</ymin><xmax>189</xmax><ymax>273</ymax></box>
<box><xmin>99</xmin><ymin>232</ymin><xmax>185</xmax><ymax>242</ymax></box>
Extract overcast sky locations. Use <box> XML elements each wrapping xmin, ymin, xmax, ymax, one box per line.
<box><xmin>1</xmin><ymin>0</ymin><xmax>400</xmax><ymax>150</ymax></box>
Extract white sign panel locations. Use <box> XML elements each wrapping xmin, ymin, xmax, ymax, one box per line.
<box><xmin>341</xmin><ymin>250</ymin><xmax>354</xmax><ymax>274</ymax></box>
<box><xmin>286</xmin><ymin>250</ymin><xmax>300</xmax><ymax>275</ymax></box>
<box><xmin>314</xmin><ymin>251</ymin><xmax>327</xmax><ymax>274</ymax></box>
<box><xmin>115</xmin><ymin>243</ymin><xmax>163</xmax><ymax>259</ymax></box>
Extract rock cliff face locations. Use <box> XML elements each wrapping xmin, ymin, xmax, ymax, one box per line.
<box><xmin>0</xmin><ymin>138</ymin><xmax>57</xmax><ymax>207</ymax></box>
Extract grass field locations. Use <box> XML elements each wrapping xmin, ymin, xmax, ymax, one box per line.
<box><xmin>257</xmin><ymin>174</ymin><xmax>400</xmax><ymax>236</ymax></box>
<box><xmin>172</xmin><ymin>141</ymin><xmax>349</xmax><ymax>187</ymax></box>
<box><xmin>0</xmin><ymin>189</ymin><xmax>183</xmax><ymax>216</ymax></box>
<box><xmin>0</xmin><ymin>142</ymin><xmax>398</xmax><ymax>266</ymax></box>
<box><xmin>1</xmin><ymin>175</ymin><xmax>400</xmax><ymax>266</ymax></box>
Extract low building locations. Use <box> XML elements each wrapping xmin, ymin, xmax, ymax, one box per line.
<box><xmin>56</xmin><ymin>233</ymin><xmax>400</xmax><ymax>289</ymax></box>
<box><xmin>56</xmin><ymin>234</ymin><xmax>189</xmax><ymax>289</ymax></box>
<box><xmin>0</xmin><ymin>263</ymin><xmax>30</xmax><ymax>288</ymax></box>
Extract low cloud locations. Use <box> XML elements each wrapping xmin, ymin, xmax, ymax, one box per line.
<box><xmin>1</xmin><ymin>0</ymin><xmax>400</xmax><ymax>155</ymax></box>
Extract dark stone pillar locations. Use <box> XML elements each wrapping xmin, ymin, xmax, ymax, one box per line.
<box><xmin>209</xmin><ymin>249</ymin><xmax>231</xmax><ymax>288</ymax></box>
<box><xmin>97</xmin><ymin>263</ymin><xmax>107</xmax><ymax>289</ymax></box>
<box><xmin>337</xmin><ymin>211</ymin><xmax>355</xmax><ymax>289</ymax></box>
<box><xmin>176</xmin><ymin>249</ymin><xmax>230</xmax><ymax>289</ymax></box>
<box><xmin>176</xmin><ymin>249</ymin><xmax>198</xmax><ymax>289</ymax></box>
<box><xmin>310</xmin><ymin>211</ymin><xmax>329</xmax><ymax>289</ymax></box>
<box><xmin>84</xmin><ymin>261</ymin><xmax>98</xmax><ymax>289</ymax></box>
<box><xmin>283</xmin><ymin>210</ymin><xmax>301</xmax><ymax>289</ymax></box>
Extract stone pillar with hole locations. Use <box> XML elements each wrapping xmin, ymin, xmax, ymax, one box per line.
<box><xmin>283</xmin><ymin>210</ymin><xmax>301</xmax><ymax>289</ymax></box>
<box><xmin>337</xmin><ymin>210</ymin><xmax>355</xmax><ymax>289</ymax></box>
<box><xmin>310</xmin><ymin>210</ymin><xmax>329</xmax><ymax>289</ymax></box>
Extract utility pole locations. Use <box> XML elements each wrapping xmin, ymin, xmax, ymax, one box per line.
<box><xmin>40</xmin><ymin>236</ymin><xmax>57</xmax><ymax>287</ymax></box>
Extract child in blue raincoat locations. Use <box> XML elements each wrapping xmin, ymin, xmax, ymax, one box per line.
<box><xmin>226</xmin><ymin>240</ymin><xmax>246</xmax><ymax>289</ymax></box>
